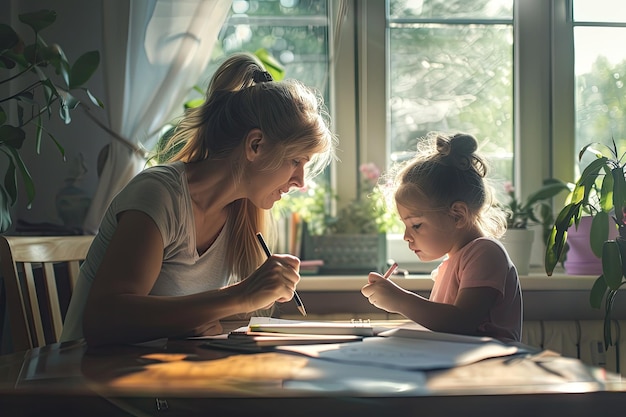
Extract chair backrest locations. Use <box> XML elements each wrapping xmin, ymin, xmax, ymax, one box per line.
<box><xmin>0</xmin><ymin>235</ymin><xmax>94</xmax><ymax>351</ymax></box>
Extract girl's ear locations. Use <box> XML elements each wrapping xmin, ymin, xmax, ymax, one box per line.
<box><xmin>245</xmin><ymin>128</ymin><xmax>264</xmax><ymax>161</ymax></box>
<box><xmin>449</xmin><ymin>201</ymin><xmax>470</xmax><ymax>228</ymax></box>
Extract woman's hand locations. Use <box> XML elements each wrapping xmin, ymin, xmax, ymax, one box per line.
<box><xmin>361</xmin><ymin>272</ymin><xmax>408</xmax><ymax>313</ymax></box>
<box><xmin>237</xmin><ymin>254</ymin><xmax>301</xmax><ymax>312</ymax></box>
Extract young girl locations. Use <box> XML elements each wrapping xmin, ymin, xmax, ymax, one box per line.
<box><xmin>361</xmin><ymin>132</ymin><xmax>522</xmax><ymax>342</ymax></box>
<box><xmin>60</xmin><ymin>53</ymin><xmax>336</xmax><ymax>347</ymax></box>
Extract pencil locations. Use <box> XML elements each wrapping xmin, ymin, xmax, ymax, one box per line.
<box><xmin>255</xmin><ymin>232</ymin><xmax>307</xmax><ymax>316</ymax></box>
<box><xmin>383</xmin><ymin>262</ymin><xmax>398</xmax><ymax>279</ymax></box>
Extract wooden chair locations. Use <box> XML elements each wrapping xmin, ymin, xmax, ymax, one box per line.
<box><xmin>0</xmin><ymin>235</ymin><xmax>94</xmax><ymax>352</ymax></box>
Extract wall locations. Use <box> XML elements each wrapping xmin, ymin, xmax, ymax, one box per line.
<box><xmin>3</xmin><ymin>0</ymin><xmax>108</xmax><ymax>230</ymax></box>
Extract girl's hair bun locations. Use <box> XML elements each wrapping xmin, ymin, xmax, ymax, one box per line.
<box><xmin>436</xmin><ymin>133</ymin><xmax>479</xmax><ymax>172</ymax></box>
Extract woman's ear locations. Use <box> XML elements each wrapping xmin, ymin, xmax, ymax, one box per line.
<box><xmin>245</xmin><ymin>128</ymin><xmax>264</xmax><ymax>161</ymax></box>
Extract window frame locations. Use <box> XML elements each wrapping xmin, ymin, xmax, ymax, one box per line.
<box><xmin>332</xmin><ymin>2</ymin><xmax>574</xmax><ymax>215</ymax></box>
<box><xmin>329</xmin><ymin>0</ymin><xmax>580</xmax><ymax>267</ymax></box>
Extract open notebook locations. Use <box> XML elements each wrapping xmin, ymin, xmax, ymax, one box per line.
<box><xmin>201</xmin><ymin>317</ymin><xmax>377</xmax><ymax>350</ymax></box>
<box><xmin>200</xmin><ymin>317</ymin><xmax>528</xmax><ymax>371</ymax></box>
<box><xmin>239</xmin><ymin>317</ymin><xmax>498</xmax><ymax>343</ymax></box>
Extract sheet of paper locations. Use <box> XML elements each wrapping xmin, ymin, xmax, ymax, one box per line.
<box><xmin>277</xmin><ymin>336</ymin><xmax>522</xmax><ymax>371</ymax></box>
<box><xmin>378</xmin><ymin>325</ymin><xmax>498</xmax><ymax>344</ymax></box>
<box><xmin>285</xmin><ymin>356</ymin><xmax>428</xmax><ymax>394</ymax></box>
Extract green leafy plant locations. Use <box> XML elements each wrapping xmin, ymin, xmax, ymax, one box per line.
<box><xmin>272</xmin><ymin>179</ymin><xmax>334</xmax><ymax>236</ymax></box>
<box><xmin>0</xmin><ymin>10</ymin><xmax>102</xmax><ymax>232</ymax></box>
<box><xmin>545</xmin><ymin>140</ymin><xmax>626</xmax><ymax>347</ymax></box>
<box><xmin>274</xmin><ymin>162</ymin><xmax>402</xmax><ymax>236</ymax></box>
<box><xmin>327</xmin><ymin>162</ymin><xmax>401</xmax><ymax>234</ymax></box>
<box><xmin>501</xmin><ymin>179</ymin><xmax>570</xmax><ymax>250</ymax></box>
<box><xmin>502</xmin><ymin>179</ymin><xmax>570</xmax><ymax>230</ymax></box>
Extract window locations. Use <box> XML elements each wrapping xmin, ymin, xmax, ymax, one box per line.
<box><xmin>573</xmin><ymin>0</ymin><xmax>626</xmax><ymax>168</ymax></box>
<box><xmin>387</xmin><ymin>0</ymin><xmax>514</xmax><ymax>181</ymax></box>
<box><xmin>194</xmin><ymin>0</ymin><xmax>330</xmax><ymax>108</ymax></box>
<box><xmin>188</xmin><ymin>1</ymin><xmax>626</xmax><ymax>270</ymax></box>
<box><xmin>333</xmin><ymin>0</ymin><xmax>626</xmax><ymax>270</ymax></box>
<box><xmin>339</xmin><ymin>0</ymin><xmax>624</xmax><ymax>197</ymax></box>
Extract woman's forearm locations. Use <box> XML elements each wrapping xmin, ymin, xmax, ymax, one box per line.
<box><xmin>83</xmin><ymin>284</ymin><xmax>246</xmax><ymax>346</ymax></box>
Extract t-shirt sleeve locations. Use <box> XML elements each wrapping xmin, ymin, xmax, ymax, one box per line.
<box><xmin>458</xmin><ymin>240</ymin><xmax>509</xmax><ymax>296</ymax></box>
<box><xmin>109</xmin><ymin>171</ymin><xmax>181</xmax><ymax>247</ymax></box>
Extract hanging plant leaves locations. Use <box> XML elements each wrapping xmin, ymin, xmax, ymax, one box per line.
<box><xmin>589</xmin><ymin>275</ymin><xmax>607</xmax><ymax>309</ymax></box>
<box><xmin>0</xmin><ymin>23</ymin><xmax>19</xmax><ymax>52</ymax></box>
<box><xmin>590</xmin><ymin>211</ymin><xmax>609</xmax><ymax>258</ymax></box>
<box><xmin>69</xmin><ymin>51</ymin><xmax>99</xmax><ymax>88</ymax></box>
<box><xmin>602</xmin><ymin>240</ymin><xmax>623</xmax><ymax>290</ymax></box>
<box><xmin>18</xmin><ymin>10</ymin><xmax>56</xmax><ymax>33</ymax></box>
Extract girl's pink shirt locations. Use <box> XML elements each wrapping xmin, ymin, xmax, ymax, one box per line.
<box><xmin>429</xmin><ymin>237</ymin><xmax>522</xmax><ymax>342</ymax></box>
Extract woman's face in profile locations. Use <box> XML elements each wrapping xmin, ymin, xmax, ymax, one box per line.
<box><xmin>248</xmin><ymin>155</ymin><xmax>310</xmax><ymax>210</ymax></box>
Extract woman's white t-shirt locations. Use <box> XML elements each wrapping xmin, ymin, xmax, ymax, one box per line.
<box><xmin>60</xmin><ymin>162</ymin><xmax>231</xmax><ymax>342</ymax></box>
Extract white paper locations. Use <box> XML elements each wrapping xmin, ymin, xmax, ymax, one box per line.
<box><xmin>379</xmin><ymin>324</ymin><xmax>498</xmax><ymax>344</ymax></box>
<box><xmin>285</xmin><ymin>356</ymin><xmax>428</xmax><ymax>394</ymax></box>
<box><xmin>277</xmin><ymin>336</ymin><xmax>522</xmax><ymax>371</ymax></box>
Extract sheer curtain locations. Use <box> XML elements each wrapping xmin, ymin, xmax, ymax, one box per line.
<box><xmin>83</xmin><ymin>0</ymin><xmax>232</xmax><ymax>234</ymax></box>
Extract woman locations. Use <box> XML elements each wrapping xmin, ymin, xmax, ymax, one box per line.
<box><xmin>61</xmin><ymin>53</ymin><xmax>336</xmax><ymax>347</ymax></box>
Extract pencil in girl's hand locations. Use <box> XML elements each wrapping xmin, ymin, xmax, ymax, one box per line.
<box><xmin>383</xmin><ymin>262</ymin><xmax>399</xmax><ymax>279</ymax></box>
<box><xmin>256</xmin><ymin>233</ymin><xmax>307</xmax><ymax>316</ymax></box>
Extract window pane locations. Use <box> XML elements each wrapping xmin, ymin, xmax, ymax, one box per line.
<box><xmin>191</xmin><ymin>1</ymin><xmax>331</xmax><ymax>253</ymax></box>
<box><xmin>388</xmin><ymin>22</ymin><xmax>513</xmax><ymax>179</ymax></box>
<box><xmin>574</xmin><ymin>26</ymin><xmax>626</xmax><ymax>163</ymax></box>
<box><xmin>574</xmin><ymin>0</ymin><xmax>626</xmax><ymax>23</ymax></box>
<box><xmin>389</xmin><ymin>0</ymin><xmax>512</xmax><ymax>20</ymax></box>
<box><xmin>201</xmin><ymin>0</ymin><xmax>329</xmax><ymax>96</ymax></box>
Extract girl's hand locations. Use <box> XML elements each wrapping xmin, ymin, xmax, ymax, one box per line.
<box><xmin>238</xmin><ymin>254</ymin><xmax>301</xmax><ymax>312</ymax></box>
<box><xmin>361</xmin><ymin>272</ymin><xmax>406</xmax><ymax>313</ymax></box>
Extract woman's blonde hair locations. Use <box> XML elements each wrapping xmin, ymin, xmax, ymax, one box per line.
<box><xmin>391</xmin><ymin>132</ymin><xmax>506</xmax><ymax>238</ymax></box>
<box><xmin>157</xmin><ymin>53</ymin><xmax>336</xmax><ymax>280</ymax></box>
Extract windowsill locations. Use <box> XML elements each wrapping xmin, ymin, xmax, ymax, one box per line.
<box><xmin>298</xmin><ymin>268</ymin><xmax>599</xmax><ymax>292</ymax></box>
<box><xmin>284</xmin><ymin>266</ymin><xmax>626</xmax><ymax>321</ymax></box>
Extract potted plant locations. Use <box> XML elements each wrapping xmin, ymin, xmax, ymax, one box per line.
<box><xmin>545</xmin><ymin>140</ymin><xmax>626</xmax><ymax>347</ymax></box>
<box><xmin>274</xmin><ymin>162</ymin><xmax>401</xmax><ymax>274</ymax></box>
<box><xmin>0</xmin><ymin>9</ymin><xmax>102</xmax><ymax>232</ymax></box>
<box><xmin>500</xmin><ymin>179</ymin><xmax>569</xmax><ymax>275</ymax></box>
<box><xmin>325</xmin><ymin>163</ymin><xmax>400</xmax><ymax>235</ymax></box>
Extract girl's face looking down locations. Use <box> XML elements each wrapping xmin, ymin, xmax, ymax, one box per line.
<box><xmin>396</xmin><ymin>202</ymin><xmax>459</xmax><ymax>262</ymax></box>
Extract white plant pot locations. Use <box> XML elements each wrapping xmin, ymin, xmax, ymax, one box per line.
<box><xmin>501</xmin><ymin>229</ymin><xmax>535</xmax><ymax>276</ymax></box>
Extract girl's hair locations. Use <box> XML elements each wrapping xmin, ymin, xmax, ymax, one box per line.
<box><xmin>391</xmin><ymin>132</ymin><xmax>507</xmax><ymax>238</ymax></box>
<box><xmin>157</xmin><ymin>53</ymin><xmax>336</xmax><ymax>280</ymax></box>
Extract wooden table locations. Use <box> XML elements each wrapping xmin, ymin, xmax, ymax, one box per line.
<box><xmin>0</xmin><ymin>328</ymin><xmax>624</xmax><ymax>417</ymax></box>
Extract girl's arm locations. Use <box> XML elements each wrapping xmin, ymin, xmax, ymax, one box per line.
<box><xmin>83</xmin><ymin>210</ymin><xmax>299</xmax><ymax>347</ymax></box>
<box><xmin>396</xmin><ymin>286</ymin><xmax>499</xmax><ymax>335</ymax></box>
<box><xmin>362</xmin><ymin>275</ymin><xmax>498</xmax><ymax>335</ymax></box>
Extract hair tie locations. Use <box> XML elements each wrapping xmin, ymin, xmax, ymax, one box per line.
<box><xmin>252</xmin><ymin>70</ymin><xmax>273</xmax><ymax>83</ymax></box>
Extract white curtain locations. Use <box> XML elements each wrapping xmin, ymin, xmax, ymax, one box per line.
<box><xmin>83</xmin><ymin>0</ymin><xmax>232</xmax><ymax>234</ymax></box>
